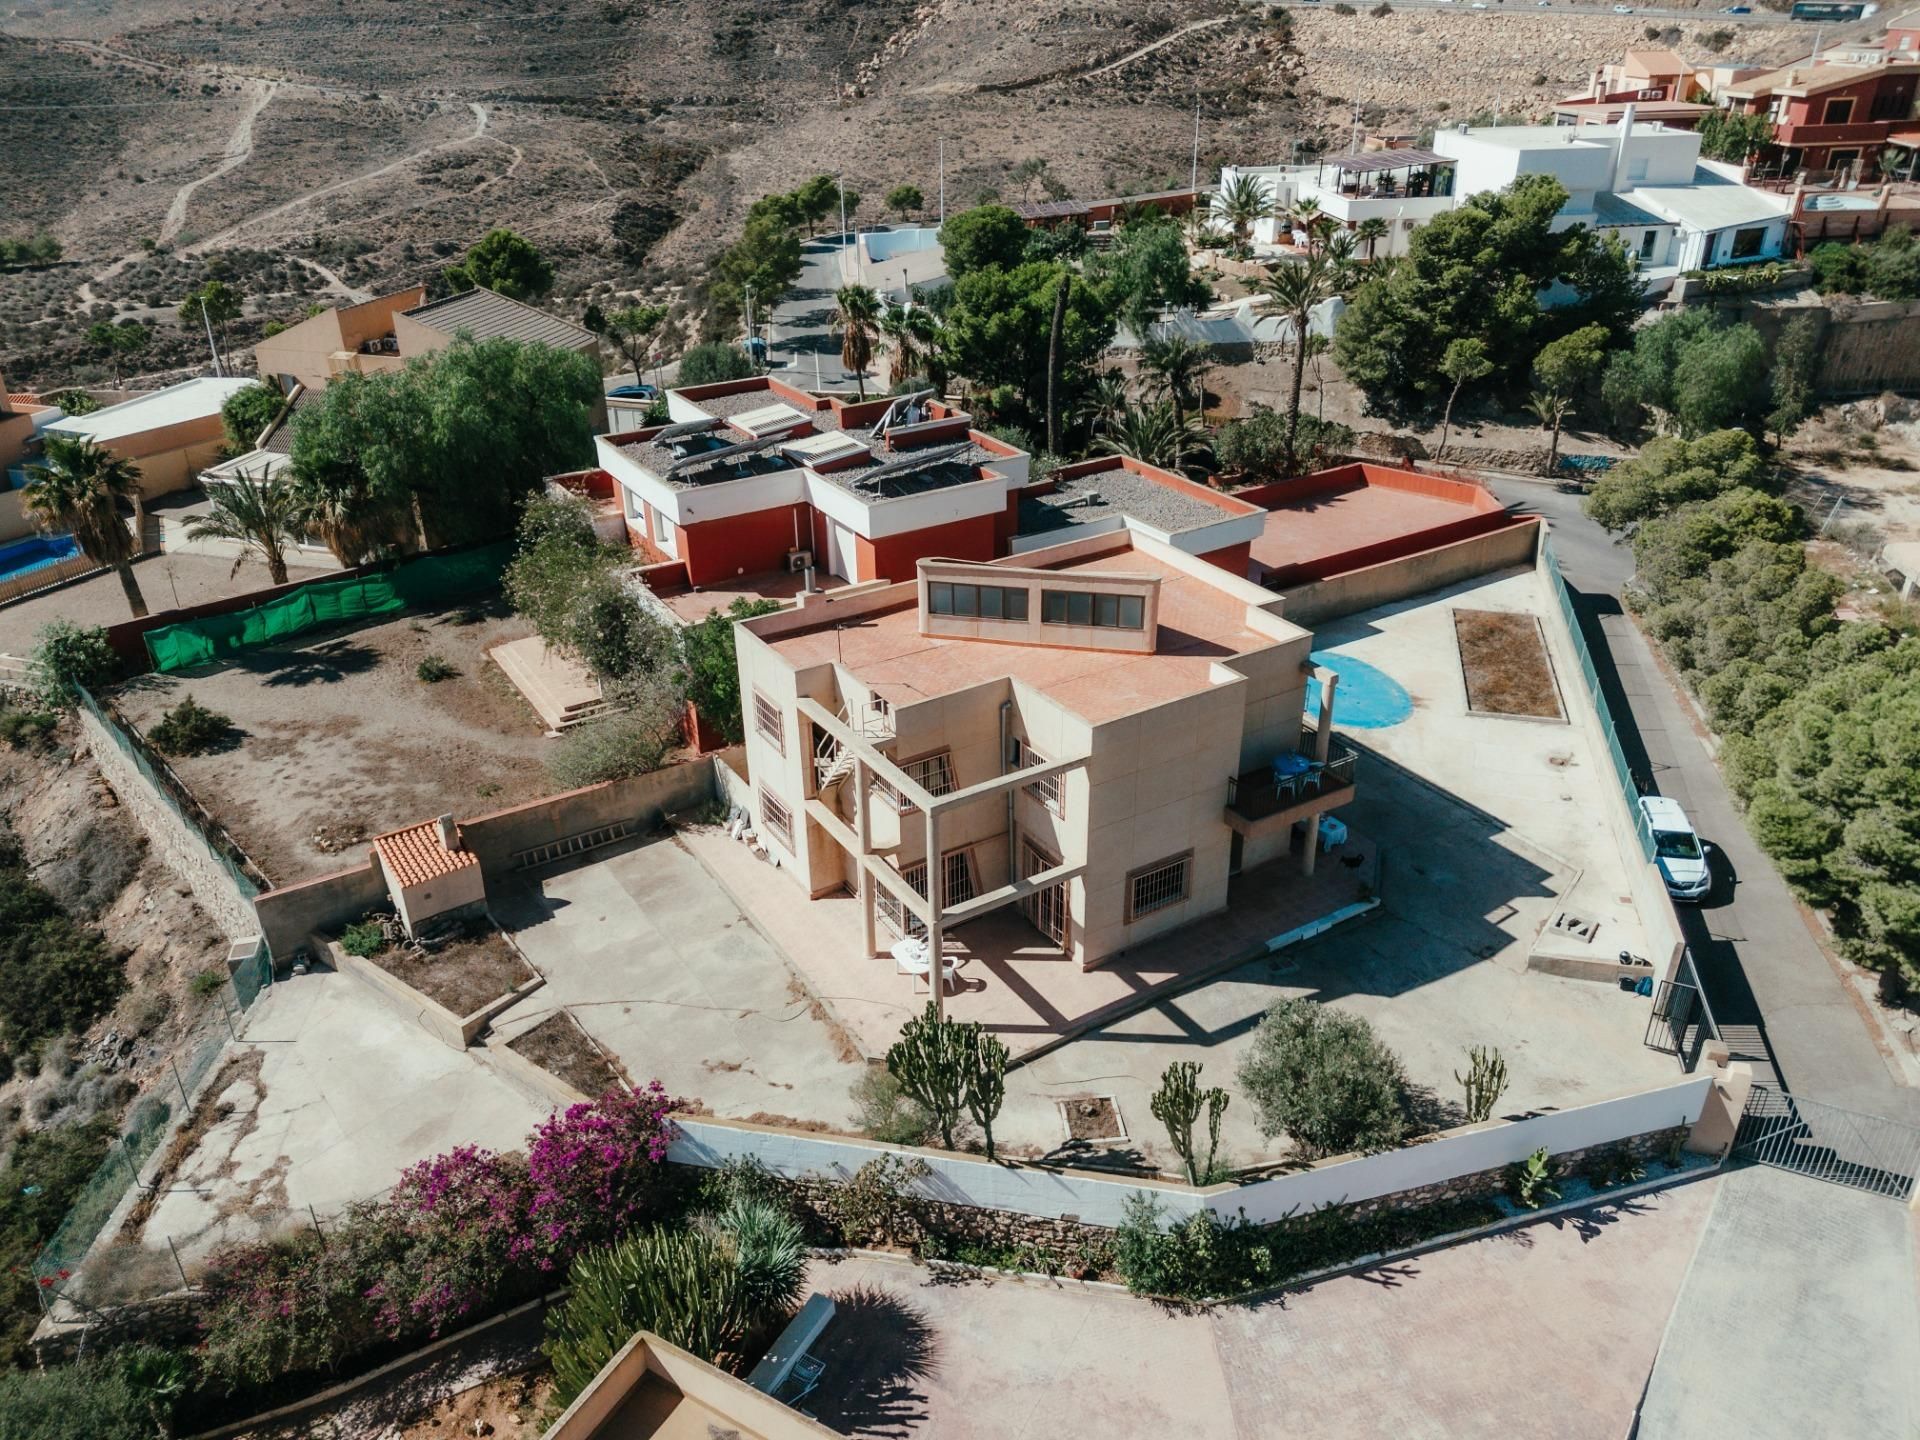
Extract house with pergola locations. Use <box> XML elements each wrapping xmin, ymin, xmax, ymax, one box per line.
<box><xmin>1215</xmin><ymin>150</ymin><xmax>1457</xmax><ymax>258</ymax></box>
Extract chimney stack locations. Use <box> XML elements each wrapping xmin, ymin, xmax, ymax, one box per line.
<box><xmin>1613</xmin><ymin>102</ymin><xmax>1638</xmax><ymax>193</ymax></box>
<box><xmin>436</xmin><ymin>813</ymin><xmax>458</xmax><ymax>851</ymax></box>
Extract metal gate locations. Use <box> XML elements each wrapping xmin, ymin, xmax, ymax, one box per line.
<box><xmin>1644</xmin><ymin>949</ymin><xmax>1717</xmax><ymax>1071</ymax></box>
<box><xmin>1731</xmin><ymin>1085</ymin><xmax>1920</xmax><ymax>1201</ymax></box>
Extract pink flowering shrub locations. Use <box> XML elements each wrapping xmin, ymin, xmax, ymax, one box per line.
<box><xmin>196</xmin><ymin>1206</ymin><xmax>405</xmax><ymax>1394</ymax></box>
<box><xmin>525</xmin><ymin>1083</ymin><xmax>680</xmax><ymax>1267</ymax></box>
<box><xmin>364</xmin><ymin>1146</ymin><xmax>537</xmax><ymax>1337</ymax></box>
<box><xmin>194</xmin><ymin>1084</ymin><xmax>681</xmax><ymax>1397</ymax></box>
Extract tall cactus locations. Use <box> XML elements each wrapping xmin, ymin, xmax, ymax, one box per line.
<box><xmin>1456</xmin><ymin>1044</ymin><xmax>1509</xmax><ymax>1125</ymax></box>
<box><xmin>966</xmin><ymin>1029</ymin><xmax>1010</xmax><ymax>1160</ymax></box>
<box><xmin>1151</xmin><ymin>1060</ymin><xmax>1230</xmax><ymax>1184</ymax></box>
<box><xmin>887</xmin><ymin>1002</ymin><xmax>971</xmax><ymax>1149</ymax></box>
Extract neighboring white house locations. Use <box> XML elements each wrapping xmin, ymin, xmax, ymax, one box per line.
<box><xmin>1220</xmin><ymin>109</ymin><xmax>1792</xmax><ymax>293</ymax></box>
<box><xmin>1215</xmin><ymin>152</ymin><xmax>1458</xmax><ymax>259</ymax></box>
<box><xmin>1431</xmin><ymin>113</ymin><xmax>1792</xmax><ymax>283</ymax></box>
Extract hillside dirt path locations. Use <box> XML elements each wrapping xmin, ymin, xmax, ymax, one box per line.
<box><xmin>183</xmin><ymin>102</ymin><xmax>493</xmax><ymax>255</ymax></box>
<box><xmin>1083</xmin><ymin>13</ymin><xmax>1236</xmax><ymax>78</ymax></box>
<box><xmin>159</xmin><ymin>78</ymin><xmax>278</xmax><ymax>245</ymax></box>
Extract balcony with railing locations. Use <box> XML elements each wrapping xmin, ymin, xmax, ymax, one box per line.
<box><xmin>1225</xmin><ymin>730</ymin><xmax>1358</xmax><ymax>838</ymax></box>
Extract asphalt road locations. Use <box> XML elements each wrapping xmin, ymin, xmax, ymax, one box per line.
<box><xmin>768</xmin><ymin>236</ymin><xmax>867</xmax><ymax>392</ymax></box>
<box><xmin>1486</xmin><ymin>475</ymin><xmax>1920</xmax><ymax>1123</ymax></box>
<box><xmin>1274</xmin><ymin>0</ymin><xmax>1802</xmax><ymax>22</ymax></box>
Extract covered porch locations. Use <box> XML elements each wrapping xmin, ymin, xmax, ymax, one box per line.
<box><xmin>679</xmin><ymin>818</ymin><xmax>1379</xmax><ymax>1062</ymax></box>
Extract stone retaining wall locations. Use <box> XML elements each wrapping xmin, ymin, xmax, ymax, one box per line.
<box><xmin>74</xmin><ymin>697</ymin><xmax>259</xmax><ymax>944</ymax></box>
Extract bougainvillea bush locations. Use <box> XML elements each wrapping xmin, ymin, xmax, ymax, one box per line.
<box><xmin>525</xmin><ymin>1081</ymin><xmax>679</xmax><ymax>1267</ymax></box>
<box><xmin>193</xmin><ymin>1087</ymin><xmax>680</xmax><ymax>1398</ymax></box>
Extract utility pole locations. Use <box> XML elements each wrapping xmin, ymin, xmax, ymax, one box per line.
<box><xmin>197</xmin><ymin>297</ymin><xmax>223</xmax><ymax>377</ymax></box>
<box><xmin>1190</xmin><ymin>86</ymin><xmax>1202</xmax><ymax>194</ymax></box>
<box><xmin>744</xmin><ymin>283</ymin><xmax>755</xmax><ymax>366</ymax></box>
<box><xmin>839</xmin><ymin>174</ymin><xmax>851</xmax><ymax>284</ymax></box>
<box><xmin>938</xmin><ymin>139</ymin><xmax>946</xmax><ymax>225</ymax></box>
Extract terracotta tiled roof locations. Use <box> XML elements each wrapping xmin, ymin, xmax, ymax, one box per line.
<box><xmin>375</xmin><ymin>819</ymin><xmax>478</xmax><ymax>888</ymax></box>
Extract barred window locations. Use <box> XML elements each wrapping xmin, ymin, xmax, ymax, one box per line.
<box><xmin>1127</xmin><ymin>852</ymin><xmax>1192</xmax><ymax>922</ymax></box>
<box><xmin>879</xmin><ymin>751</ymin><xmax>956</xmax><ymax>813</ymax></box>
<box><xmin>753</xmin><ymin>692</ymin><xmax>784</xmax><ymax>754</ymax></box>
<box><xmin>1040</xmin><ymin>589</ymin><xmax>1144</xmax><ymax>630</ymax></box>
<box><xmin>944</xmin><ymin>848</ymin><xmax>976</xmax><ymax>907</ymax></box>
<box><xmin>760</xmin><ymin>790</ymin><xmax>793</xmax><ymax>847</ymax></box>
<box><xmin>881</xmin><ymin>861</ymin><xmax>930</xmax><ymax>938</ymax></box>
<box><xmin>1011</xmin><ymin>738</ymin><xmax>1064</xmax><ymax>817</ymax></box>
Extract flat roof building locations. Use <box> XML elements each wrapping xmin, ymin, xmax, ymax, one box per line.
<box><xmin>733</xmin><ymin>528</ymin><xmax>1357</xmax><ymax>999</ymax></box>
<box><xmin>596</xmin><ymin>377</ymin><xmax>1262</xmax><ymax>609</ymax></box>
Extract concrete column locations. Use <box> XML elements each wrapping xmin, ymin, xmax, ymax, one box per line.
<box><xmin>859</xmin><ymin>867</ymin><xmax>878</xmax><ymax>960</ymax></box>
<box><xmin>923</xmin><ymin>808</ymin><xmax>944</xmax><ymax>1024</ymax></box>
<box><xmin>1300</xmin><ymin>815</ymin><xmax>1320</xmax><ymax>876</ymax></box>
<box><xmin>1313</xmin><ymin>670</ymin><xmax>1339</xmax><ymax>763</ymax></box>
<box><xmin>853</xmin><ymin>757</ymin><xmax>872</xmax><ymax>856</ymax></box>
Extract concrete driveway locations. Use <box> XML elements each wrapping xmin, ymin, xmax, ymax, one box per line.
<box><xmin>489</xmin><ymin>834</ymin><xmax>861</xmax><ymax>1122</ymax></box>
<box><xmin>800</xmin><ymin>1178</ymin><xmax>1718</xmax><ymax>1439</ymax></box>
<box><xmin>1636</xmin><ymin>1165</ymin><xmax>1920</xmax><ymax>1439</ymax></box>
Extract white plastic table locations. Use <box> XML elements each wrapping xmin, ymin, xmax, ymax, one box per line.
<box><xmin>891</xmin><ymin>936</ymin><xmax>961</xmax><ymax>992</ymax></box>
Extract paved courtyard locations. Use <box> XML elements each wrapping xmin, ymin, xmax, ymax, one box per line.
<box><xmin>135</xmin><ymin>967</ymin><xmax>547</xmax><ymax>1267</ymax></box>
<box><xmin>799</xmin><ymin>1177</ymin><xmax>1718</xmax><ymax>1439</ymax></box>
<box><xmin>1637</xmin><ymin>1165</ymin><xmax>1920</xmax><ymax>1439</ymax></box>
<box><xmin>0</xmin><ymin>549</ymin><xmax>331</xmax><ymax>654</ymax></box>
<box><xmin>488</xmin><ymin>834</ymin><xmax>861</xmax><ymax>1122</ymax></box>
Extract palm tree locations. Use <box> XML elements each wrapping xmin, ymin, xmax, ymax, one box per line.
<box><xmin>188</xmin><ymin>471</ymin><xmax>306</xmax><ymax>585</ymax></box>
<box><xmin>1076</xmin><ymin>370</ymin><xmax>1132</xmax><ymax>438</ymax></box>
<box><xmin>1214</xmin><ymin>173</ymin><xmax>1269</xmax><ymax>255</ymax></box>
<box><xmin>1138</xmin><ymin>332</ymin><xmax>1213</xmax><ymax>432</ymax></box>
<box><xmin>288</xmin><ymin>458</ymin><xmax>391</xmax><ymax>568</ymax></box>
<box><xmin>1355</xmin><ymin>217</ymin><xmax>1391</xmax><ymax>261</ymax></box>
<box><xmin>1528</xmin><ymin>391</ymin><xmax>1573</xmax><ymax>474</ymax></box>
<box><xmin>878</xmin><ymin>303</ymin><xmax>937</xmax><ymax>389</ymax></box>
<box><xmin>22</xmin><ymin>434</ymin><xmax>148</xmax><ymax>617</ymax></box>
<box><xmin>1095</xmin><ymin>401</ymin><xmax>1209</xmax><ymax>473</ymax></box>
<box><xmin>832</xmin><ymin>285</ymin><xmax>882</xmax><ymax>399</ymax></box>
<box><xmin>1279</xmin><ymin>196</ymin><xmax>1324</xmax><ymax>247</ymax></box>
<box><xmin>1256</xmin><ymin>254</ymin><xmax>1339</xmax><ymax>468</ymax></box>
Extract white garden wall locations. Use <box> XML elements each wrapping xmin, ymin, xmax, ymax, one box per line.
<box><xmin>669</xmin><ymin>1074</ymin><xmax>1712</xmax><ymax>1232</ymax></box>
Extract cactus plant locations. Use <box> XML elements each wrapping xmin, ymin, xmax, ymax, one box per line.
<box><xmin>1456</xmin><ymin>1044</ymin><xmax>1509</xmax><ymax>1125</ymax></box>
<box><xmin>965</xmin><ymin>1029</ymin><xmax>1010</xmax><ymax>1160</ymax></box>
<box><xmin>1151</xmin><ymin>1060</ymin><xmax>1231</xmax><ymax>1184</ymax></box>
<box><xmin>886</xmin><ymin>1002</ymin><xmax>972</xmax><ymax>1149</ymax></box>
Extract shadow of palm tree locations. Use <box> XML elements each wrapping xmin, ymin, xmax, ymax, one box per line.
<box><xmin>806</xmin><ymin>1284</ymin><xmax>939</xmax><ymax>1437</ymax></box>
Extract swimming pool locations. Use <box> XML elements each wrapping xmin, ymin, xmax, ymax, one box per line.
<box><xmin>1303</xmin><ymin>649</ymin><xmax>1413</xmax><ymax>729</ymax></box>
<box><xmin>0</xmin><ymin>533</ymin><xmax>82</xmax><ymax>584</ymax></box>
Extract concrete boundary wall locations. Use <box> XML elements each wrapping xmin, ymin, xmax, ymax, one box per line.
<box><xmin>1532</xmin><ymin>544</ymin><xmax>1687</xmax><ymax>975</ymax></box>
<box><xmin>252</xmin><ymin>753</ymin><xmax>738</xmax><ymax>956</ymax></box>
<box><xmin>1278</xmin><ymin>519</ymin><xmax>1543</xmax><ymax>627</ymax></box>
<box><xmin>669</xmin><ymin>1075</ymin><xmax>1711</xmax><ymax>1231</ymax></box>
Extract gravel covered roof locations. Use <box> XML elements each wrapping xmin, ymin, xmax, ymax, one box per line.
<box><xmin>1019</xmin><ymin>467</ymin><xmax>1232</xmax><ymax>537</ymax></box>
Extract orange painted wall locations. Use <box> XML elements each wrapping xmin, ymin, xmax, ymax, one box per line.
<box><xmin>1197</xmin><ymin>540</ymin><xmax>1252</xmax><ymax>579</ymax></box>
<box><xmin>855</xmin><ymin>512</ymin><xmax>1001</xmax><ymax>584</ymax></box>
<box><xmin>676</xmin><ymin>505</ymin><xmax>814</xmax><ymax>587</ymax></box>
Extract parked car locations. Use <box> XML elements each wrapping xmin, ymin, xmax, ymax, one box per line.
<box><xmin>606</xmin><ymin>383</ymin><xmax>659</xmax><ymax>401</ymax></box>
<box><xmin>1724</xmin><ymin>4</ymin><xmax>1752</xmax><ymax>10</ymax></box>
<box><xmin>1612</xmin><ymin>3</ymin><xmax>1634</xmax><ymax>10</ymax></box>
<box><xmin>1639</xmin><ymin>796</ymin><xmax>1712</xmax><ymax>902</ymax></box>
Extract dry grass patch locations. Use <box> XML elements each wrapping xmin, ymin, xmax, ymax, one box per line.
<box><xmin>1453</xmin><ymin>609</ymin><xmax>1564</xmax><ymax>720</ymax></box>
<box><xmin>508</xmin><ymin>1010</ymin><xmax>622</xmax><ymax>1098</ymax></box>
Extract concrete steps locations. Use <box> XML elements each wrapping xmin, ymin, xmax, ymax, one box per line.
<box><xmin>489</xmin><ymin>637</ymin><xmax>611</xmax><ymax>733</ymax></box>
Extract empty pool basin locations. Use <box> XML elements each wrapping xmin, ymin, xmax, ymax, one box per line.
<box><xmin>1304</xmin><ymin>650</ymin><xmax>1413</xmax><ymax>729</ymax></box>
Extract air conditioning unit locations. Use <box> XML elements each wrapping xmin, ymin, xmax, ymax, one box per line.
<box><xmin>786</xmin><ymin>548</ymin><xmax>814</xmax><ymax>573</ymax></box>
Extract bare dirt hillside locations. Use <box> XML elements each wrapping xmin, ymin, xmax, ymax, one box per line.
<box><xmin>0</xmin><ymin>0</ymin><xmax>1824</xmax><ymax>389</ymax></box>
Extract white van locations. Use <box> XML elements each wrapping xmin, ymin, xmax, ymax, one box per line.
<box><xmin>1639</xmin><ymin>796</ymin><xmax>1711</xmax><ymax>902</ymax></box>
